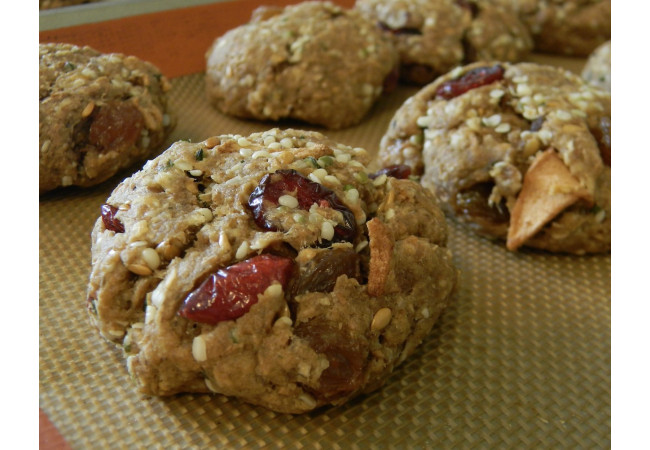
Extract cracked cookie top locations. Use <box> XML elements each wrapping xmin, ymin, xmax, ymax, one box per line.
<box><xmin>204</xmin><ymin>1</ymin><xmax>399</xmax><ymax>130</ymax></box>
<box><xmin>87</xmin><ymin>128</ymin><xmax>457</xmax><ymax>413</ymax></box>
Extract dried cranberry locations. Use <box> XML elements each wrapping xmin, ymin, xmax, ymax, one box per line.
<box><xmin>178</xmin><ymin>254</ymin><xmax>295</xmax><ymax>325</ymax></box>
<box><xmin>89</xmin><ymin>102</ymin><xmax>144</xmax><ymax>152</ymax></box>
<box><xmin>294</xmin><ymin>317</ymin><xmax>366</xmax><ymax>400</ymax></box>
<box><xmin>591</xmin><ymin>116</ymin><xmax>611</xmax><ymax>166</ymax></box>
<box><xmin>248</xmin><ymin>170</ymin><xmax>357</xmax><ymax>244</ymax></box>
<box><xmin>369</xmin><ymin>164</ymin><xmax>412</xmax><ymax>180</ymax></box>
<box><xmin>101</xmin><ymin>204</ymin><xmax>125</xmax><ymax>233</ymax></box>
<box><xmin>435</xmin><ymin>65</ymin><xmax>505</xmax><ymax>100</ymax></box>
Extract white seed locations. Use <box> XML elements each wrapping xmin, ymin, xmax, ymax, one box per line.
<box><xmin>556</xmin><ymin>110</ymin><xmax>572</xmax><ymax>121</ymax></box>
<box><xmin>323</xmin><ymin>175</ymin><xmax>341</xmax><ymax>185</ymax></box>
<box><xmin>345</xmin><ymin>188</ymin><xmax>360</xmax><ymax>203</ymax></box>
<box><xmin>516</xmin><ymin>84</ymin><xmax>533</xmax><ymax>96</ymax></box>
<box><xmin>274</xmin><ymin>316</ymin><xmax>293</xmax><ymax>327</ymax></box>
<box><xmin>268</xmin><ymin>142</ymin><xmax>282</xmax><ymax>150</ymax></box>
<box><xmin>538</xmin><ymin>129</ymin><xmax>553</xmax><ymax>145</ymax></box>
<box><xmin>421</xmin><ymin>307</ymin><xmax>430</xmax><ymax>319</ymax></box>
<box><xmin>371</xmin><ymin>308</ymin><xmax>392</xmax><ymax>331</ymax></box>
<box><xmin>299</xmin><ymin>393</ymin><xmax>317</xmax><ymax>409</ymax></box>
<box><xmin>81</xmin><ymin>102</ymin><xmax>95</xmax><ymax>118</ymax></box>
<box><xmin>321</xmin><ymin>221</ymin><xmax>335</xmax><ymax>241</ymax></box>
<box><xmin>495</xmin><ymin>123</ymin><xmax>511</xmax><ymax>133</ymax></box>
<box><xmin>205</xmin><ymin>378</ymin><xmax>219</xmax><ymax>393</ymax></box>
<box><xmin>385</xmin><ymin>208</ymin><xmax>395</xmax><ymax>220</ymax></box>
<box><xmin>489</xmin><ymin>89</ymin><xmax>505</xmax><ymax>98</ymax></box>
<box><xmin>196</xmin><ymin>208</ymin><xmax>213</xmax><ymax>222</ymax></box>
<box><xmin>142</xmin><ymin>248</ymin><xmax>160</xmax><ymax>270</ymax></box>
<box><xmin>192</xmin><ymin>336</ymin><xmax>207</xmax><ymax>362</ymax></box>
<box><xmin>263</xmin><ymin>283</ymin><xmax>284</xmax><ymax>299</ymax></box>
<box><xmin>235</xmin><ymin>241</ymin><xmax>249</xmax><ymax>260</ymax></box>
<box><xmin>335</xmin><ymin>153</ymin><xmax>351</xmax><ymax>163</ymax></box>
<box><xmin>263</xmin><ymin>135</ymin><xmax>277</xmax><ymax>145</ymax></box>
<box><xmin>278</xmin><ymin>194</ymin><xmax>299</xmax><ymax>208</ymax></box>
<box><xmin>297</xmin><ymin>362</ymin><xmax>311</xmax><ymax>378</ymax></box>
<box><xmin>175</xmin><ymin>160</ymin><xmax>193</xmax><ymax>171</ymax></box>
<box><xmin>219</xmin><ymin>232</ymin><xmax>231</xmax><ymax>251</ymax></box>
<box><xmin>355</xmin><ymin>240</ymin><xmax>368</xmax><ymax>252</ymax></box>
<box><xmin>237</xmin><ymin>137</ymin><xmax>251</xmax><ymax>147</ymax></box>
<box><xmin>127</xmin><ymin>264</ymin><xmax>152</xmax><ymax>276</ymax></box>
<box><xmin>416</xmin><ymin>115</ymin><xmax>432</xmax><ymax>128</ymax></box>
<box><xmin>279</xmin><ymin>137</ymin><xmax>294</xmax><ymax>148</ymax></box>
<box><xmin>313</xmin><ymin>168</ymin><xmax>328</xmax><ymax>180</ymax></box>
<box><xmin>372</xmin><ymin>173</ymin><xmax>388</xmax><ymax>186</ymax></box>
<box><xmin>482</xmin><ymin>114</ymin><xmax>501</xmax><ymax>128</ymax></box>
<box><xmin>189</xmin><ymin>169</ymin><xmax>203</xmax><ymax>177</ymax></box>
<box><xmin>252</xmin><ymin>150</ymin><xmax>270</xmax><ymax>159</ymax></box>
<box><xmin>239</xmin><ymin>148</ymin><xmax>253</xmax><ymax>157</ymax></box>
<box><xmin>309</xmin><ymin>173</ymin><xmax>322</xmax><ymax>184</ymax></box>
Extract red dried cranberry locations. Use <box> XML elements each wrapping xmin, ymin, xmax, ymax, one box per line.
<box><xmin>369</xmin><ymin>164</ymin><xmax>412</xmax><ymax>180</ymax></box>
<box><xmin>435</xmin><ymin>65</ymin><xmax>505</xmax><ymax>100</ymax></box>
<box><xmin>248</xmin><ymin>170</ymin><xmax>357</xmax><ymax>244</ymax></box>
<box><xmin>101</xmin><ymin>204</ymin><xmax>125</xmax><ymax>233</ymax></box>
<box><xmin>89</xmin><ymin>102</ymin><xmax>144</xmax><ymax>152</ymax></box>
<box><xmin>178</xmin><ymin>254</ymin><xmax>295</xmax><ymax>325</ymax></box>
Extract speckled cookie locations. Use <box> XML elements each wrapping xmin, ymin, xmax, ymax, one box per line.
<box><xmin>355</xmin><ymin>0</ymin><xmax>532</xmax><ymax>85</ymax></box>
<box><xmin>582</xmin><ymin>40</ymin><xmax>610</xmax><ymax>92</ymax></box>
<box><xmin>204</xmin><ymin>1</ymin><xmax>399</xmax><ymax>130</ymax></box>
<box><xmin>489</xmin><ymin>0</ymin><xmax>610</xmax><ymax>56</ymax></box>
<box><xmin>86</xmin><ymin>128</ymin><xmax>457</xmax><ymax>413</ymax></box>
<box><xmin>379</xmin><ymin>62</ymin><xmax>610</xmax><ymax>254</ymax></box>
<box><xmin>39</xmin><ymin>43</ymin><xmax>174</xmax><ymax>194</ymax></box>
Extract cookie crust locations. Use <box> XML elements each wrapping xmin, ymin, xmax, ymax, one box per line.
<box><xmin>582</xmin><ymin>40</ymin><xmax>611</xmax><ymax>92</ymax></box>
<box><xmin>379</xmin><ymin>62</ymin><xmax>610</xmax><ymax>254</ymax></box>
<box><xmin>87</xmin><ymin>129</ymin><xmax>457</xmax><ymax>413</ymax></box>
<box><xmin>39</xmin><ymin>43</ymin><xmax>174</xmax><ymax>193</ymax></box>
<box><xmin>205</xmin><ymin>1</ymin><xmax>399</xmax><ymax>129</ymax></box>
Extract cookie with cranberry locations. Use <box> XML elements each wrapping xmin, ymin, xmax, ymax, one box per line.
<box><xmin>87</xmin><ymin>128</ymin><xmax>457</xmax><ymax>413</ymax></box>
<box><xmin>205</xmin><ymin>1</ymin><xmax>399</xmax><ymax>130</ymax></box>
<box><xmin>39</xmin><ymin>43</ymin><xmax>174</xmax><ymax>194</ymax></box>
<box><xmin>489</xmin><ymin>0</ymin><xmax>610</xmax><ymax>56</ymax></box>
<box><xmin>354</xmin><ymin>0</ymin><xmax>532</xmax><ymax>85</ymax></box>
<box><xmin>379</xmin><ymin>62</ymin><xmax>610</xmax><ymax>254</ymax></box>
<box><xmin>582</xmin><ymin>40</ymin><xmax>610</xmax><ymax>92</ymax></box>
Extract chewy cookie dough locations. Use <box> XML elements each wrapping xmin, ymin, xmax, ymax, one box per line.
<box><xmin>87</xmin><ymin>129</ymin><xmax>457</xmax><ymax>413</ymax></box>
<box><xmin>489</xmin><ymin>0</ymin><xmax>610</xmax><ymax>56</ymax></box>
<box><xmin>39</xmin><ymin>43</ymin><xmax>174</xmax><ymax>194</ymax></box>
<box><xmin>355</xmin><ymin>0</ymin><xmax>532</xmax><ymax>85</ymax></box>
<box><xmin>379</xmin><ymin>62</ymin><xmax>610</xmax><ymax>254</ymax></box>
<box><xmin>582</xmin><ymin>40</ymin><xmax>611</xmax><ymax>92</ymax></box>
<box><xmin>205</xmin><ymin>1</ymin><xmax>399</xmax><ymax>129</ymax></box>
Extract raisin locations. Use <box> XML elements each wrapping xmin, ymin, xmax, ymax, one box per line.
<box><xmin>530</xmin><ymin>116</ymin><xmax>545</xmax><ymax>132</ymax></box>
<box><xmin>101</xmin><ymin>204</ymin><xmax>125</xmax><ymax>233</ymax></box>
<box><xmin>382</xmin><ymin>66</ymin><xmax>400</xmax><ymax>94</ymax></box>
<box><xmin>590</xmin><ymin>116</ymin><xmax>611</xmax><ymax>166</ymax></box>
<box><xmin>248</xmin><ymin>170</ymin><xmax>357</xmax><ymax>244</ymax></box>
<box><xmin>291</xmin><ymin>247</ymin><xmax>362</xmax><ymax>297</ymax></box>
<box><xmin>178</xmin><ymin>254</ymin><xmax>295</xmax><ymax>325</ymax></box>
<box><xmin>294</xmin><ymin>317</ymin><xmax>366</xmax><ymax>401</ymax></box>
<box><xmin>455</xmin><ymin>0</ymin><xmax>479</xmax><ymax>17</ymax></box>
<box><xmin>369</xmin><ymin>164</ymin><xmax>412</xmax><ymax>180</ymax></box>
<box><xmin>377</xmin><ymin>22</ymin><xmax>421</xmax><ymax>36</ymax></box>
<box><xmin>89</xmin><ymin>102</ymin><xmax>144</xmax><ymax>153</ymax></box>
<box><xmin>455</xmin><ymin>182</ymin><xmax>509</xmax><ymax>224</ymax></box>
<box><xmin>435</xmin><ymin>64</ymin><xmax>505</xmax><ymax>100</ymax></box>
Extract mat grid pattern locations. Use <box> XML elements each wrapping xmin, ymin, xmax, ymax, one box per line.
<box><xmin>40</xmin><ymin>73</ymin><xmax>610</xmax><ymax>448</ymax></box>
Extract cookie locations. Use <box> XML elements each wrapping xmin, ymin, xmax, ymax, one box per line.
<box><xmin>39</xmin><ymin>43</ymin><xmax>174</xmax><ymax>194</ymax></box>
<box><xmin>582</xmin><ymin>40</ymin><xmax>610</xmax><ymax>92</ymax></box>
<box><xmin>355</xmin><ymin>0</ymin><xmax>532</xmax><ymax>85</ymax></box>
<box><xmin>489</xmin><ymin>0</ymin><xmax>610</xmax><ymax>56</ymax></box>
<box><xmin>378</xmin><ymin>62</ymin><xmax>610</xmax><ymax>254</ymax></box>
<box><xmin>40</xmin><ymin>0</ymin><xmax>98</xmax><ymax>9</ymax></box>
<box><xmin>205</xmin><ymin>1</ymin><xmax>399</xmax><ymax>130</ymax></box>
<box><xmin>86</xmin><ymin>128</ymin><xmax>457</xmax><ymax>413</ymax></box>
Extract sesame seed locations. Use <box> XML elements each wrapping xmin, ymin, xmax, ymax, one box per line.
<box><xmin>371</xmin><ymin>308</ymin><xmax>392</xmax><ymax>332</ymax></box>
<box><xmin>279</xmin><ymin>138</ymin><xmax>294</xmax><ymax>148</ymax></box>
<box><xmin>175</xmin><ymin>160</ymin><xmax>193</xmax><ymax>171</ymax></box>
<box><xmin>355</xmin><ymin>240</ymin><xmax>368</xmax><ymax>252</ymax></box>
<box><xmin>385</xmin><ymin>208</ymin><xmax>395</xmax><ymax>219</ymax></box>
<box><xmin>372</xmin><ymin>173</ymin><xmax>387</xmax><ymax>186</ymax></box>
<box><xmin>516</xmin><ymin>84</ymin><xmax>533</xmax><ymax>96</ymax></box>
<box><xmin>278</xmin><ymin>194</ymin><xmax>299</xmax><ymax>208</ymax></box>
<box><xmin>416</xmin><ymin>116</ymin><xmax>432</xmax><ymax>128</ymax></box>
<box><xmin>263</xmin><ymin>135</ymin><xmax>277</xmax><ymax>145</ymax></box>
<box><xmin>345</xmin><ymin>188</ymin><xmax>360</xmax><ymax>203</ymax></box>
<box><xmin>308</xmin><ymin>173</ymin><xmax>322</xmax><ymax>184</ymax></box>
<box><xmin>142</xmin><ymin>248</ymin><xmax>160</xmax><ymax>270</ymax></box>
<box><xmin>239</xmin><ymin>148</ymin><xmax>253</xmax><ymax>157</ymax></box>
<box><xmin>189</xmin><ymin>169</ymin><xmax>203</xmax><ymax>177</ymax></box>
<box><xmin>313</xmin><ymin>168</ymin><xmax>328</xmax><ymax>180</ymax></box>
<box><xmin>267</xmin><ymin>142</ymin><xmax>282</xmax><ymax>150</ymax></box>
<box><xmin>196</xmin><ymin>208</ymin><xmax>213</xmax><ymax>222</ymax></box>
<box><xmin>489</xmin><ymin>89</ymin><xmax>505</xmax><ymax>98</ymax></box>
<box><xmin>556</xmin><ymin>110</ymin><xmax>572</xmax><ymax>121</ymax></box>
<box><xmin>252</xmin><ymin>150</ymin><xmax>270</xmax><ymax>159</ymax></box>
<box><xmin>321</xmin><ymin>221</ymin><xmax>335</xmax><ymax>241</ymax></box>
<box><xmin>482</xmin><ymin>114</ymin><xmax>501</xmax><ymax>127</ymax></box>
<box><xmin>127</xmin><ymin>264</ymin><xmax>152</xmax><ymax>276</ymax></box>
<box><xmin>335</xmin><ymin>153</ymin><xmax>351</xmax><ymax>163</ymax></box>
<box><xmin>235</xmin><ymin>241</ymin><xmax>249</xmax><ymax>260</ymax></box>
<box><xmin>274</xmin><ymin>316</ymin><xmax>293</xmax><ymax>327</ymax></box>
<box><xmin>263</xmin><ymin>283</ymin><xmax>283</xmax><ymax>299</ymax></box>
<box><xmin>324</xmin><ymin>175</ymin><xmax>341</xmax><ymax>185</ymax></box>
<box><xmin>495</xmin><ymin>123</ymin><xmax>511</xmax><ymax>133</ymax></box>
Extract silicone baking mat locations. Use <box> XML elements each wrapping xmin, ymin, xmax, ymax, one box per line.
<box><xmin>39</xmin><ymin>1</ymin><xmax>610</xmax><ymax>447</ymax></box>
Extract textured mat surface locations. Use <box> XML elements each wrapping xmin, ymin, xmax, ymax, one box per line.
<box><xmin>39</xmin><ymin>66</ymin><xmax>610</xmax><ymax>448</ymax></box>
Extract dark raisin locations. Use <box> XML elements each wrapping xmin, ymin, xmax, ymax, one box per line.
<box><xmin>456</xmin><ymin>0</ymin><xmax>479</xmax><ymax>17</ymax></box>
<box><xmin>89</xmin><ymin>102</ymin><xmax>144</xmax><ymax>153</ymax></box>
<box><xmin>530</xmin><ymin>116</ymin><xmax>545</xmax><ymax>132</ymax></box>
<box><xmin>455</xmin><ymin>182</ymin><xmax>509</xmax><ymax>224</ymax></box>
<box><xmin>377</xmin><ymin>22</ymin><xmax>421</xmax><ymax>35</ymax></box>
<box><xmin>247</xmin><ymin>170</ymin><xmax>357</xmax><ymax>244</ymax></box>
<box><xmin>383</xmin><ymin>65</ymin><xmax>400</xmax><ymax>94</ymax></box>
<box><xmin>291</xmin><ymin>247</ymin><xmax>361</xmax><ymax>297</ymax></box>
<box><xmin>369</xmin><ymin>164</ymin><xmax>412</xmax><ymax>180</ymax></box>
<box><xmin>101</xmin><ymin>204</ymin><xmax>125</xmax><ymax>233</ymax></box>
<box><xmin>590</xmin><ymin>116</ymin><xmax>611</xmax><ymax>166</ymax></box>
<box><xmin>294</xmin><ymin>317</ymin><xmax>366</xmax><ymax>401</ymax></box>
<box><xmin>435</xmin><ymin>64</ymin><xmax>505</xmax><ymax>100</ymax></box>
<box><xmin>178</xmin><ymin>254</ymin><xmax>295</xmax><ymax>325</ymax></box>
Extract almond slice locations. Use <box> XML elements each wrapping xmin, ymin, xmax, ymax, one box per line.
<box><xmin>506</xmin><ymin>149</ymin><xmax>592</xmax><ymax>251</ymax></box>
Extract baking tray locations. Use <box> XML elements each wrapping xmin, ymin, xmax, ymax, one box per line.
<box><xmin>39</xmin><ymin>1</ymin><xmax>610</xmax><ymax>447</ymax></box>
